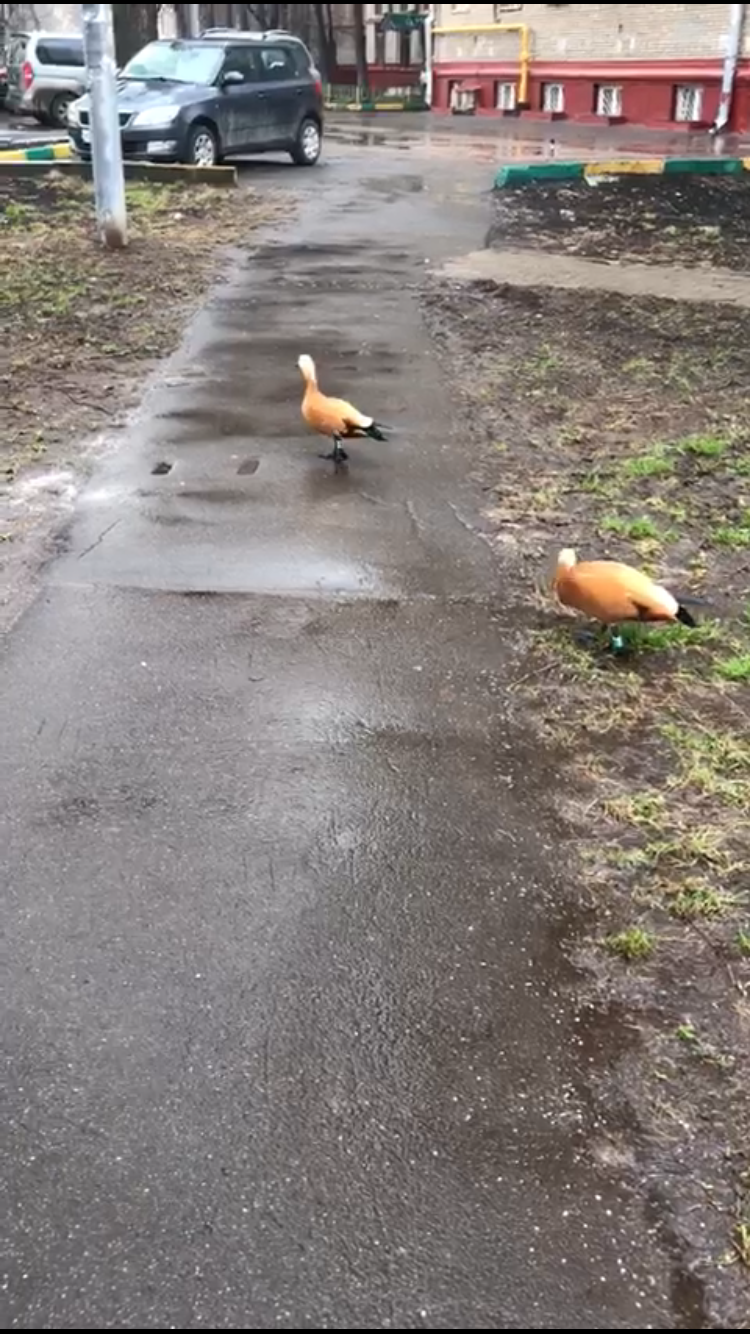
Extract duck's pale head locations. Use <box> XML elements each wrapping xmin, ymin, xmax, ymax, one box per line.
<box><xmin>557</xmin><ymin>548</ymin><xmax>578</xmax><ymax>572</ymax></box>
<box><xmin>298</xmin><ymin>354</ymin><xmax>317</xmax><ymax>384</ymax></box>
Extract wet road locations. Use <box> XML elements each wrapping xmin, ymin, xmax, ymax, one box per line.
<box><xmin>1</xmin><ymin>137</ymin><xmax>674</xmax><ymax>1327</ymax></box>
<box><xmin>0</xmin><ymin>110</ymin><xmax>67</xmax><ymax>149</ymax></box>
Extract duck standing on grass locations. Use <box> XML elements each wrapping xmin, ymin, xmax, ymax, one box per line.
<box><xmin>554</xmin><ymin>548</ymin><xmax>697</xmax><ymax>653</ymax></box>
<box><xmin>298</xmin><ymin>354</ymin><xmax>388</xmax><ymax>467</ymax></box>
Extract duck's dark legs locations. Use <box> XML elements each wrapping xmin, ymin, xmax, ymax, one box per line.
<box><xmin>320</xmin><ymin>435</ymin><xmax>349</xmax><ymax>465</ymax></box>
<box><xmin>573</xmin><ymin>624</ymin><xmax>627</xmax><ymax>654</ymax></box>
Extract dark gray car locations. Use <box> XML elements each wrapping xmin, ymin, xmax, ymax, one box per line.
<box><xmin>68</xmin><ymin>34</ymin><xmax>324</xmax><ymax>168</ymax></box>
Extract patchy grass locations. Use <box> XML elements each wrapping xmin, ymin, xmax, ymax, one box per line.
<box><xmin>667</xmin><ymin>881</ymin><xmax>739</xmax><ymax>921</ymax></box>
<box><xmin>423</xmin><ymin>196</ymin><xmax>750</xmax><ymax>1324</ymax></box>
<box><xmin>715</xmin><ymin>654</ymin><xmax>750</xmax><ymax>683</ymax></box>
<box><xmin>600</xmin><ymin>515</ymin><xmax>661</xmax><ymax>542</ymax></box>
<box><xmin>605</xmin><ymin>926</ymin><xmax>656</xmax><ymax>962</ymax></box>
<box><xmin>712</xmin><ymin>520</ymin><xmax>750</xmax><ymax>550</ymax></box>
<box><xmin>604</xmin><ymin>791</ymin><xmax>667</xmax><ymax>828</ymax></box>
<box><xmin>680</xmin><ymin>433</ymin><xmax>732</xmax><ymax>460</ymax></box>
<box><xmin>621</xmin><ymin>448</ymin><xmax>677</xmax><ymax>481</ymax></box>
<box><xmin>0</xmin><ymin>173</ymin><xmax>282</xmax><ymax>490</ymax></box>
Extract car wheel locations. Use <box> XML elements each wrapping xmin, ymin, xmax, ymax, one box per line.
<box><xmin>290</xmin><ymin>117</ymin><xmax>321</xmax><ymax>167</ymax></box>
<box><xmin>186</xmin><ymin>123</ymin><xmax>220</xmax><ymax>168</ymax></box>
<box><xmin>49</xmin><ymin>93</ymin><xmax>75</xmax><ymax>128</ymax></box>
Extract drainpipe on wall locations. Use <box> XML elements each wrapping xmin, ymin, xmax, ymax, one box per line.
<box><xmin>712</xmin><ymin>2</ymin><xmax>746</xmax><ymax>134</ymax></box>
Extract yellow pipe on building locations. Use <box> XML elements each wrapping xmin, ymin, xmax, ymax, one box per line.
<box><xmin>433</xmin><ymin>23</ymin><xmax>531</xmax><ymax>106</ymax></box>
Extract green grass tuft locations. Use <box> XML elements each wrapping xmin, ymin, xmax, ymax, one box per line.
<box><xmin>622</xmin><ymin>450</ymin><xmax>676</xmax><ymax>481</ymax></box>
<box><xmin>605</xmin><ymin>927</ymin><xmax>655</xmax><ymax>962</ymax></box>
<box><xmin>679</xmin><ymin>434</ymin><xmax>731</xmax><ymax>460</ymax></box>
<box><xmin>669</xmin><ymin>884</ymin><xmax>738</xmax><ymax>921</ymax></box>
<box><xmin>716</xmin><ymin>655</ymin><xmax>750</xmax><ymax>684</ymax></box>
<box><xmin>600</xmin><ymin>516</ymin><xmax>661</xmax><ymax>541</ymax></box>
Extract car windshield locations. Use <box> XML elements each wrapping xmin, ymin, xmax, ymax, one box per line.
<box><xmin>123</xmin><ymin>42</ymin><xmax>222</xmax><ymax>85</ymax></box>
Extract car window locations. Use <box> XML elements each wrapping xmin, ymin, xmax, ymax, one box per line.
<box><xmin>257</xmin><ymin>46</ymin><xmax>297</xmax><ymax>82</ymax></box>
<box><xmin>222</xmin><ymin>46</ymin><xmax>260</xmax><ymax>83</ymax></box>
<box><xmin>290</xmin><ymin>44</ymin><xmax>312</xmax><ymax>77</ymax></box>
<box><xmin>9</xmin><ymin>33</ymin><xmax>31</xmax><ymax>68</ymax></box>
<box><xmin>123</xmin><ymin>41</ymin><xmax>223</xmax><ymax>86</ymax></box>
<box><xmin>36</xmin><ymin>38</ymin><xmax>84</xmax><ymax>67</ymax></box>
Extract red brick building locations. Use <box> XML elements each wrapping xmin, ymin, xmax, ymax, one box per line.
<box><xmin>432</xmin><ymin>3</ymin><xmax>750</xmax><ymax>132</ymax></box>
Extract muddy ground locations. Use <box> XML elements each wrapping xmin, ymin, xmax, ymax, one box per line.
<box><xmin>0</xmin><ymin>173</ymin><xmax>281</xmax><ymax>615</ymax></box>
<box><xmin>424</xmin><ymin>178</ymin><xmax>750</xmax><ymax>1327</ymax></box>
<box><xmin>489</xmin><ymin>173</ymin><xmax>750</xmax><ymax>271</ymax></box>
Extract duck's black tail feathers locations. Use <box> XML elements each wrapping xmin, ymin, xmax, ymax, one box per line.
<box><xmin>364</xmin><ymin>422</ymin><xmax>388</xmax><ymax>442</ymax></box>
<box><xmin>677</xmin><ymin>604</ymin><xmax>698</xmax><ymax>629</ymax></box>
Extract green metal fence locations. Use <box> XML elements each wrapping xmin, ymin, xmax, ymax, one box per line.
<box><xmin>324</xmin><ymin>84</ymin><xmax>428</xmax><ymax>111</ymax></box>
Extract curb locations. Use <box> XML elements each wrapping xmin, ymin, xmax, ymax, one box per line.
<box><xmin>325</xmin><ymin>101</ymin><xmax>427</xmax><ymax>113</ymax></box>
<box><xmin>0</xmin><ymin>141</ymin><xmax>72</xmax><ymax>163</ymax></box>
<box><xmin>0</xmin><ymin>158</ymin><xmax>238</xmax><ymax>185</ymax></box>
<box><xmin>495</xmin><ymin>156</ymin><xmax>748</xmax><ymax>188</ymax></box>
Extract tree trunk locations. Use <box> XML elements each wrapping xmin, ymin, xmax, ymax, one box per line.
<box><xmin>173</xmin><ymin>3</ymin><xmax>193</xmax><ymax>36</ymax></box>
<box><xmin>111</xmin><ymin>4</ymin><xmax>159</xmax><ymax>66</ymax></box>
<box><xmin>353</xmin><ymin>3</ymin><xmax>368</xmax><ymax>97</ymax></box>
<box><xmin>313</xmin><ymin>2</ymin><xmax>336</xmax><ymax>77</ymax></box>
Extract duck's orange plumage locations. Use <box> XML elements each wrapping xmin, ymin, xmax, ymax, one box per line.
<box><xmin>298</xmin><ymin>354</ymin><xmax>387</xmax><ymax>465</ymax></box>
<box><xmin>554</xmin><ymin>549</ymin><xmax>696</xmax><ymax>628</ymax></box>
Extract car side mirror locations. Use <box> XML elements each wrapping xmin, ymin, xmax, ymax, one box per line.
<box><xmin>221</xmin><ymin>70</ymin><xmax>245</xmax><ymax>88</ymax></box>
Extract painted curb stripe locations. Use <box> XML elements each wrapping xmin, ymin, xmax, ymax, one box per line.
<box><xmin>495</xmin><ymin>157</ymin><xmax>748</xmax><ymax>188</ymax></box>
<box><xmin>496</xmin><ymin>161</ymin><xmax>584</xmax><ymax>187</ymax></box>
<box><xmin>584</xmin><ymin>158</ymin><xmax>664</xmax><ymax>176</ymax></box>
<box><xmin>662</xmin><ymin>156</ymin><xmax>743</xmax><ymax>175</ymax></box>
<box><xmin>0</xmin><ymin>142</ymin><xmax>72</xmax><ymax>162</ymax></box>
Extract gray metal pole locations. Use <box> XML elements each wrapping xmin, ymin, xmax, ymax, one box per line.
<box><xmin>713</xmin><ymin>2</ymin><xmax>746</xmax><ymax>133</ymax></box>
<box><xmin>81</xmin><ymin>3</ymin><xmax>127</xmax><ymax>249</ymax></box>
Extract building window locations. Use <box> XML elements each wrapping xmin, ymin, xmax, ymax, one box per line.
<box><xmin>496</xmin><ymin>81</ymin><xmax>517</xmax><ymax>111</ymax></box>
<box><xmin>495</xmin><ymin>4</ymin><xmax>523</xmax><ymax>14</ymax></box>
<box><xmin>596</xmin><ymin>84</ymin><xmax>622</xmax><ymax>117</ymax></box>
<box><xmin>674</xmin><ymin>84</ymin><xmax>704</xmax><ymax>122</ymax></box>
<box><xmin>542</xmin><ymin>82</ymin><xmax>564</xmax><ymax>113</ymax></box>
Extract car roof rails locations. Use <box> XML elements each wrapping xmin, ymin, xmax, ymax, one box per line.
<box><xmin>200</xmin><ymin>26</ymin><xmax>297</xmax><ymax>42</ymax></box>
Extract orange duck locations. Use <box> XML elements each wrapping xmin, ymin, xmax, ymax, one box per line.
<box><xmin>298</xmin><ymin>354</ymin><xmax>388</xmax><ymax>466</ymax></box>
<box><xmin>554</xmin><ymin>548</ymin><xmax>697</xmax><ymax>652</ymax></box>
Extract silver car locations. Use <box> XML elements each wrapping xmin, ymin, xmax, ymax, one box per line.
<box><xmin>6</xmin><ymin>30</ymin><xmax>86</xmax><ymax>127</ymax></box>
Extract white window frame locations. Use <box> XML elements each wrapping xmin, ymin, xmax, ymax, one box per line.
<box><xmin>496</xmin><ymin>81</ymin><xmax>517</xmax><ymax>111</ymax></box>
<box><xmin>542</xmin><ymin>82</ymin><xmax>564</xmax><ymax>113</ymax></box>
<box><xmin>674</xmin><ymin>84</ymin><xmax>704</xmax><ymax>122</ymax></box>
<box><xmin>596</xmin><ymin>84</ymin><xmax>622</xmax><ymax>117</ymax></box>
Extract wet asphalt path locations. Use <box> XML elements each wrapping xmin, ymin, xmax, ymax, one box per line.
<box><xmin>1</xmin><ymin>139</ymin><xmax>673</xmax><ymax>1327</ymax></box>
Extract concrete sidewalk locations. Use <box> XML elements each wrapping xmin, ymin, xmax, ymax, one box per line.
<box><xmin>0</xmin><ymin>142</ymin><xmax>674</xmax><ymax>1328</ymax></box>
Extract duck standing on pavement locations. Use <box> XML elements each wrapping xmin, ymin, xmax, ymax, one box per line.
<box><xmin>298</xmin><ymin>354</ymin><xmax>388</xmax><ymax>467</ymax></box>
